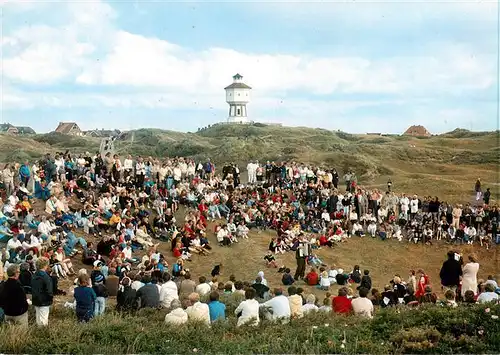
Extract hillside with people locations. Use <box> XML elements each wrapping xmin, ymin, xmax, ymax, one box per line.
<box><xmin>1</xmin><ymin>124</ymin><xmax>498</xmax><ymax>203</ymax></box>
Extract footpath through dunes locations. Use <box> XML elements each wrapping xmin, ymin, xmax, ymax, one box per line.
<box><xmin>1</xmin><ymin>125</ymin><xmax>498</xmax><ymax>203</ymax></box>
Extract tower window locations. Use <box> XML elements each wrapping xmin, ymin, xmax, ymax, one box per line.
<box><xmin>237</xmin><ymin>108</ymin><xmax>241</xmax><ymax>115</ymax></box>
<box><xmin>237</xmin><ymin>93</ymin><xmax>240</xmax><ymax>96</ymax></box>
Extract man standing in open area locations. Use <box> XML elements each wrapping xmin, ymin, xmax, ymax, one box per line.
<box><xmin>31</xmin><ymin>257</ymin><xmax>54</xmax><ymax>326</ymax></box>
<box><xmin>0</xmin><ymin>264</ymin><xmax>29</xmax><ymax>325</ymax></box>
<box><xmin>439</xmin><ymin>251</ymin><xmax>462</xmax><ymax>293</ymax></box>
<box><xmin>294</xmin><ymin>237</ymin><xmax>310</xmax><ymax>281</ymax></box>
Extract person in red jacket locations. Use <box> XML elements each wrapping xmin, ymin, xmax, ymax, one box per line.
<box><xmin>415</xmin><ymin>269</ymin><xmax>430</xmax><ymax>299</ymax></box>
<box><xmin>304</xmin><ymin>268</ymin><xmax>319</xmax><ymax>286</ymax></box>
<box><xmin>332</xmin><ymin>287</ymin><xmax>353</xmax><ymax>314</ymax></box>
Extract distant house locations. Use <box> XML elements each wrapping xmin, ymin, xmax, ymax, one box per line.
<box><xmin>16</xmin><ymin>126</ymin><xmax>36</xmax><ymax>135</ymax></box>
<box><xmin>403</xmin><ymin>125</ymin><xmax>431</xmax><ymax>137</ymax></box>
<box><xmin>366</xmin><ymin>132</ymin><xmax>382</xmax><ymax>136</ymax></box>
<box><xmin>85</xmin><ymin>129</ymin><xmax>121</xmax><ymax>138</ymax></box>
<box><xmin>54</xmin><ymin>122</ymin><xmax>83</xmax><ymax>136</ymax></box>
<box><xmin>0</xmin><ymin>123</ymin><xmax>19</xmax><ymax>135</ymax></box>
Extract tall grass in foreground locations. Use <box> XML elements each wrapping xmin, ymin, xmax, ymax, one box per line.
<box><xmin>0</xmin><ymin>304</ymin><xmax>499</xmax><ymax>354</ymax></box>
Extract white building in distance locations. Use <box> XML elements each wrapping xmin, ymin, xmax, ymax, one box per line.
<box><xmin>224</xmin><ymin>73</ymin><xmax>251</xmax><ymax>124</ymax></box>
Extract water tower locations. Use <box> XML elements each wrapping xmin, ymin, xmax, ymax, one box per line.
<box><xmin>224</xmin><ymin>73</ymin><xmax>252</xmax><ymax>123</ymax></box>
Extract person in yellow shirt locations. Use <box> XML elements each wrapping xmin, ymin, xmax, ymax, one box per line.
<box><xmin>20</xmin><ymin>195</ymin><xmax>32</xmax><ymax>211</ymax></box>
<box><xmin>109</xmin><ymin>211</ymin><xmax>121</xmax><ymax>228</ymax></box>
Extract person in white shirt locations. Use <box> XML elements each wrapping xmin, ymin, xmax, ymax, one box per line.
<box><xmin>38</xmin><ymin>216</ymin><xmax>56</xmax><ymax>236</ymax></box>
<box><xmin>159</xmin><ymin>274</ymin><xmax>179</xmax><ymax>309</ymax></box>
<box><xmin>400</xmin><ymin>194</ymin><xmax>410</xmax><ymax>219</ymax></box>
<box><xmin>195</xmin><ymin>276</ymin><xmax>212</xmax><ymax>297</ymax></box>
<box><xmin>351</xmin><ymin>288</ymin><xmax>374</xmax><ymax>318</ymax></box>
<box><xmin>477</xmin><ymin>284</ymin><xmax>499</xmax><ymax>303</ymax></box>
<box><xmin>465</xmin><ymin>226</ymin><xmax>477</xmax><ymax>245</ymax></box>
<box><xmin>321</xmin><ymin>209</ymin><xmax>331</xmax><ymax>223</ymax></box>
<box><xmin>234</xmin><ymin>288</ymin><xmax>260</xmax><ymax>327</ymax></box>
<box><xmin>261</xmin><ymin>289</ymin><xmax>291</xmax><ymax>323</ymax></box>
<box><xmin>301</xmin><ymin>294</ymin><xmax>319</xmax><ymax>314</ymax></box>
<box><xmin>185</xmin><ymin>293</ymin><xmax>210</xmax><ymax>325</ymax></box>
<box><xmin>6</xmin><ymin>234</ymin><xmax>21</xmax><ymax>253</ymax></box>
<box><xmin>131</xmin><ymin>275</ymin><xmax>145</xmax><ymax>291</ymax></box>
<box><xmin>236</xmin><ymin>222</ymin><xmax>249</xmax><ymax>239</ymax></box>
<box><xmin>410</xmin><ymin>195</ymin><xmax>419</xmax><ymax>219</ymax></box>
<box><xmin>164</xmin><ymin>299</ymin><xmax>188</xmax><ymax>325</ymax></box>
<box><xmin>247</xmin><ymin>161</ymin><xmax>257</xmax><ymax>184</ymax></box>
<box><xmin>217</xmin><ymin>225</ymin><xmax>230</xmax><ymax>246</ymax></box>
<box><xmin>123</xmin><ymin>155</ymin><xmax>134</xmax><ymax>179</ymax></box>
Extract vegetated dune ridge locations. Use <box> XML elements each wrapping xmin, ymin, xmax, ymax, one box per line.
<box><xmin>2</xmin><ymin>125</ymin><xmax>498</xmax><ymax>202</ymax></box>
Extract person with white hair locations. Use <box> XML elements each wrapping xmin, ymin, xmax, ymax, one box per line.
<box><xmin>185</xmin><ymin>292</ymin><xmax>210</xmax><ymax>325</ymax></box>
<box><xmin>164</xmin><ymin>299</ymin><xmax>188</xmax><ymax>325</ymax></box>
<box><xmin>301</xmin><ymin>294</ymin><xmax>318</xmax><ymax>314</ymax></box>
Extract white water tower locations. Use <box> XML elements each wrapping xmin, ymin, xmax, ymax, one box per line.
<box><xmin>224</xmin><ymin>73</ymin><xmax>251</xmax><ymax>123</ymax></box>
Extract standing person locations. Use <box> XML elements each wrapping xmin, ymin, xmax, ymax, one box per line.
<box><xmin>93</xmin><ymin>274</ymin><xmax>108</xmax><ymax>316</ymax></box>
<box><xmin>461</xmin><ymin>255</ymin><xmax>480</xmax><ymax>297</ymax></box>
<box><xmin>31</xmin><ymin>257</ymin><xmax>54</xmax><ymax>326</ymax></box>
<box><xmin>1</xmin><ymin>164</ymin><xmax>14</xmax><ymax>197</ymax></box>
<box><xmin>0</xmin><ymin>264</ymin><xmax>29</xmax><ymax>325</ymax></box>
<box><xmin>74</xmin><ymin>274</ymin><xmax>96</xmax><ymax>322</ymax></box>
<box><xmin>294</xmin><ymin>238</ymin><xmax>310</xmax><ymax>281</ymax></box>
<box><xmin>439</xmin><ymin>251</ymin><xmax>462</xmax><ymax>293</ymax></box>
<box><xmin>483</xmin><ymin>188</ymin><xmax>491</xmax><ymax>205</ymax></box>
<box><xmin>414</xmin><ymin>270</ymin><xmax>430</xmax><ymax>300</ymax></box>
<box><xmin>475</xmin><ymin>178</ymin><xmax>482</xmax><ymax>201</ymax></box>
<box><xmin>19</xmin><ymin>161</ymin><xmax>31</xmax><ymax>190</ymax></box>
<box><xmin>247</xmin><ymin>161</ymin><xmax>257</xmax><ymax>184</ymax></box>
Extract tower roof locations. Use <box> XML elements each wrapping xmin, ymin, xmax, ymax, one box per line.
<box><xmin>233</xmin><ymin>73</ymin><xmax>243</xmax><ymax>80</ymax></box>
<box><xmin>224</xmin><ymin>82</ymin><xmax>252</xmax><ymax>90</ymax></box>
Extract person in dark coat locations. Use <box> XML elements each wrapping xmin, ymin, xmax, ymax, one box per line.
<box><xmin>439</xmin><ymin>251</ymin><xmax>463</xmax><ymax>291</ymax></box>
<box><xmin>136</xmin><ymin>275</ymin><xmax>160</xmax><ymax>309</ymax></box>
<box><xmin>31</xmin><ymin>257</ymin><xmax>54</xmax><ymax>326</ymax></box>
<box><xmin>0</xmin><ymin>264</ymin><xmax>29</xmax><ymax>325</ymax></box>
<box><xmin>116</xmin><ymin>277</ymin><xmax>138</xmax><ymax>312</ymax></box>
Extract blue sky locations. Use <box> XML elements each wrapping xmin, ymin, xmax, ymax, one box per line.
<box><xmin>1</xmin><ymin>0</ymin><xmax>498</xmax><ymax>134</ymax></box>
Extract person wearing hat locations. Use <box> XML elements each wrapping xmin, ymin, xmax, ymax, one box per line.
<box><xmin>93</xmin><ymin>273</ymin><xmax>109</xmax><ymax>316</ymax></box>
<box><xmin>91</xmin><ymin>260</ymin><xmax>105</xmax><ymax>286</ymax></box>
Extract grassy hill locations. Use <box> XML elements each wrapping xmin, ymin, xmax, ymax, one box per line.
<box><xmin>1</xmin><ymin>304</ymin><xmax>499</xmax><ymax>354</ymax></box>
<box><xmin>1</xmin><ymin>124</ymin><xmax>498</xmax><ymax>202</ymax></box>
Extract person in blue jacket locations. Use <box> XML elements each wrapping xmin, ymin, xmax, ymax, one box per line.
<box><xmin>74</xmin><ymin>274</ymin><xmax>96</xmax><ymax>322</ymax></box>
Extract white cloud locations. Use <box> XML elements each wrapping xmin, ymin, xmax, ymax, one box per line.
<box><xmin>3</xmin><ymin>0</ymin><xmax>495</xmax><ymax>97</ymax></box>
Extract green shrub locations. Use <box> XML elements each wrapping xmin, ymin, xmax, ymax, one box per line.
<box><xmin>1</xmin><ymin>298</ymin><xmax>497</xmax><ymax>353</ymax></box>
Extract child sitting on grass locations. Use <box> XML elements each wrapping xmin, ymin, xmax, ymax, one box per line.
<box><xmin>264</xmin><ymin>251</ymin><xmax>278</xmax><ymax>268</ymax></box>
<box><xmin>319</xmin><ymin>267</ymin><xmax>330</xmax><ymax>291</ymax></box>
<box><xmin>281</xmin><ymin>268</ymin><xmax>295</xmax><ymax>286</ymax></box>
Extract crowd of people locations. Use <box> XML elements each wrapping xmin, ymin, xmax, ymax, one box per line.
<box><xmin>0</xmin><ymin>151</ymin><xmax>498</xmax><ymax>326</ymax></box>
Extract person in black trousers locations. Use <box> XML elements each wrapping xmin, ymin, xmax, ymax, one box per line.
<box><xmin>294</xmin><ymin>240</ymin><xmax>310</xmax><ymax>280</ymax></box>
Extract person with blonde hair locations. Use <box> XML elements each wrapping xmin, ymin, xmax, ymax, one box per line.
<box><xmin>462</xmin><ymin>254</ymin><xmax>480</xmax><ymax>297</ymax></box>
